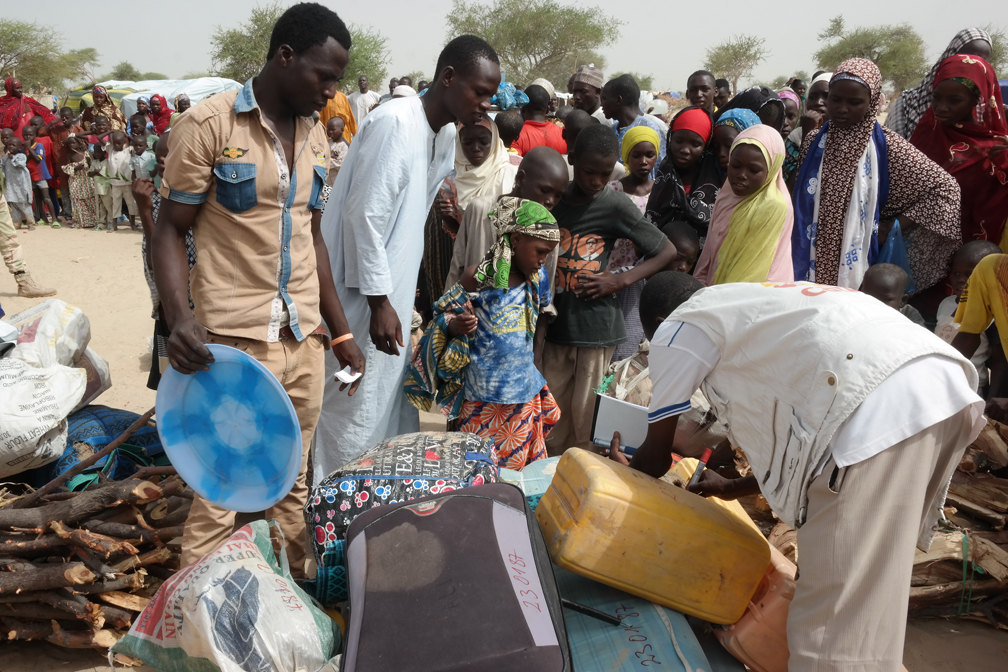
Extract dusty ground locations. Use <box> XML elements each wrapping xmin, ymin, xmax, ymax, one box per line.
<box><xmin>2</xmin><ymin>226</ymin><xmax>1007</xmax><ymax>670</ymax></box>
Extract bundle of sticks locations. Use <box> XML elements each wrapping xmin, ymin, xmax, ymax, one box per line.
<box><xmin>0</xmin><ymin>408</ymin><xmax>192</xmax><ymax>661</ymax></box>
<box><xmin>755</xmin><ymin>418</ymin><xmax>1008</xmax><ymax>630</ymax></box>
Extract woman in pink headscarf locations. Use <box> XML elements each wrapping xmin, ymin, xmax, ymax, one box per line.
<box><xmin>0</xmin><ymin>78</ymin><xmax>56</xmax><ymax>138</ymax></box>
<box><xmin>695</xmin><ymin>124</ymin><xmax>794</xmax><ymax>285</ymax></box>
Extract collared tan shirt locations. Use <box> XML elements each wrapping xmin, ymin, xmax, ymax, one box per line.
<box><xmin>160</xmin><ymin>78</ymin><xmax>328</xmax><ymax>342</ymax></box>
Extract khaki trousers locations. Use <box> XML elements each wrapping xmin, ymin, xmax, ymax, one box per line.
<box><xmin>788</xmin><ymin>408</ymin><xmax>974</xmax><ymax>672</ymax></box>
<box><xmin>542</xmin><ymin>341</ymin><xmax>615</xmax><ymax>454</ymax></box>
<box><xmin>0</xmin><ymin>193</ymin><xmax>25</xmax><ymax>274</ymax></box>
<box><xmin>179</xmin><ymin>332</ymin><xmax>325</xmax><ymax>578</ymax></box>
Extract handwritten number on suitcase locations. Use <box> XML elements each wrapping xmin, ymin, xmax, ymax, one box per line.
<box><xmin>508</xmin><ymin>551</ymin><xmax>542</xmax><ymax>612</ymax></box>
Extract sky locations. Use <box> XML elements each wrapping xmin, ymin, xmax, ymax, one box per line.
<box><xmin>10</xmin><ymin>1</ymin><xmax>1008</xmax><ymax>92</ymax></box>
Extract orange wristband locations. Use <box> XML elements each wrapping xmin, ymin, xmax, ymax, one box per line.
<box><xmin>330</xmin><ymin>333</ymin><xmax>353</xmax><ymax>348</ymax></box>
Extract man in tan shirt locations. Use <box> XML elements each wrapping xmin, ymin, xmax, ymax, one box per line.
<box><xmin>153</xmin><ymin>3</ymin><xmax>365</xmax><ymax>577</ymax></box>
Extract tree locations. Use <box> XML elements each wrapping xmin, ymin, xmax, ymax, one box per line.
<box><xmin>404</xmin><ymin>71</ymin><xmax>428</xmax><ymax>86</ymax></box>
<box><xmin>105</xmin><ymin>61</ymin><xmax>142</xmax><ymax>81</ymax></box>
<box><xmin>445</xmin><ymin>0</ymin><xmax>621</xmax><ymax>86</ymax></box>
<box><xmin>182</xmin><ymin>71</ymin><xmax>212</xmax><ymax>79</ymax></box>
<box><xmin>210</xmin><ymin>2</ymin><xmax>389</xmax><ymax>90</ymax></box>
<box><xmin>344</xmin><ymin>25</ymin><xmax>389</xmax><ymax>91</ymax></box>
<box><xmin>210</xmin><ymin>2</ymin><xmax>285</xmax><ymax>82</ymax></box>
<box><xmin>611</xmin><ymin>72</ymin><xmax>654</xmax><ymax>91</ymax></box>
<box><xmin>813</xmin><ymin>15</ymin><xmax>927</xmax><ymax>93</ymax></box>
<box><xmin>983</xmin><ymin>24</ymin><xmax>1007</xmax><ymax>75</ymax></box>
<box><xmin>0</xmin><ymin>20</ymin><xmax>100</xmax><ymax>92</ymax></box>
<box><xmin>704</xmin><ymin>34</ymin><xmax>769</xmax><ymax>95</ymax></box>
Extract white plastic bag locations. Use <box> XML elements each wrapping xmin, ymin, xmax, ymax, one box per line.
<box><xmin>0</xmin><ymin>358</ymin><xmax>85</xmax><ymax>477</ymax></box>
<box><xmin>113</xmin><ymin>520</ymin><xmax>339</xmax><ymax>672</ymax></box>
<box><xmin>5</xmin><ymin>299</ymin><xmax>91</xmax><ymax>368</ymax></box>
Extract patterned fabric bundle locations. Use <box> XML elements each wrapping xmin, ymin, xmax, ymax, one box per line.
<box><xmin>304</xmin><ymin>432</ymin><xmax>499</xmax><ymax>605</ymax></box>
<box><xmin>404</xmin><ymin>283</ymin><xmax>474</xmax><ymax>419</ymax></box>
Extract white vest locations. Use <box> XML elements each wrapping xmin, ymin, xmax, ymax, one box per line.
<box><xmin>672</xmin><ymin>282</ymin><xmax>977</xmax><ymax>528</ymax></box>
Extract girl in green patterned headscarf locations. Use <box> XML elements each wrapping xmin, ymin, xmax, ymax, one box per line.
<box><xmin>405</xmin><ymin>196</ymin><xmax>562</xmax><ymax>470</ymax></box>
<box><xmin>474</xmin><ymin>196</ymin><xmax>560</xmax><ymax>291</ymax></box>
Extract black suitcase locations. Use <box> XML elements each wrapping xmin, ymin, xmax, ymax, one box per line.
<box><xmin>341</xmin><ymin>483</ymin><xmax>572</xmax><ymax>672</ymax></box>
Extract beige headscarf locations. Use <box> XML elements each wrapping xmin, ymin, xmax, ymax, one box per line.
<box><xmin>454</xmin><ymin>117</ymin><xmax>518</xmax><ymax>211</ymax></box>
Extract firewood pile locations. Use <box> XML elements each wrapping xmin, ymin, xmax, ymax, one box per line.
<box><xmin>909</xmin><ymin>418</ymin><xmax>1008</xmax><ymax>629</ymax></box>
<box><xmin>0</xmin><ymin>408</ymin><xmax>192</xmax><ymax>662</ymax></box>
<box><xmin>753</xmin><ymin>418</ymin><xmax>1008</xmax><ymax>630</ymax></box>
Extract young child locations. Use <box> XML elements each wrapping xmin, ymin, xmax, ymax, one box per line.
<box><xmin>129</xmin><ymin>97</ymin><xmax>154</xmax><ymax>136</ymax></box>
<box><xmin>445</xmin><ymin>146</ymin><xmax>569</xmax><ymax>292</ymax></box>
<box><xmin>60</xmin><ymin>135</ymin><xmax>98</xmax><ymax>229</ymax></box>
<box><xmin>544</xmin><ymin>124</ymin><xmax>676</xmax><ymax>452</ymax></box>
<box><xmin>607</xmin><ymin>126</ymin><xmax>662</xmax><ymax>361</ymax></box>
<box><xmin>694</xmin><ymin>125</ymin><xmax>794</xmax><ymax>285</ymax></box>
<box><xmin>130</xmin><ymin>114</ymin><xmax>158</xmax><ymax>151</ymax></box>
<box><xmin>646</xmin><ymin>107</ymin><xmax>721</xmax><ymax>238</ymax></box>
<box><xmin>20</xmin><ymin>125</ymin><xmax>56</xmax><ymax>225</ymax></box>
<box><xmin>935</xmin><ymin>240</ymin><xmax>1002</xmax><ymax>393</ymax></box>
<box><xmin>2</xmin><ymin>137</ymin><xmax>34</xmax><ymax>230</ymax></box>
<box><xmin>106</xmin><ymin>130</ymin><xmax>137</xmax><ymax>231</ymax></box>
<box><xmin>662</xmin><ymin>221</ymin><xmax>700</xmax><ymax>274</ymax></box>
<box><xmin>860</xmin><ymin>263</ymin><xmax>926</xmax><ymax>326</ymax></box>
<box><xmin>495</xmin><ymin>110</ymin><xmax>525</xmax><ymax>166</ymax></box>
<box><xmin>326</xmin><ymin>117</ymin><xmax>349</xmax><ymax>186</ymax></box>
<box><xmin>406</xmin><ymin>198</ymin><xmax>562</xmax><ymax>469</ymax></box>
<box><xmin>89</xmin><ymin>143</ymin><xmax>112</xmax><ymax>231</ymax></box>
<box><xmin>129</xmin><ymin>133</ymin><xmax>155</xmax><ymax>181</ymax></box>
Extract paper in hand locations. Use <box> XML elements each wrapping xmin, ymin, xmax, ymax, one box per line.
<box><xmin>334</xmin><ymin>365</ymin><xmax>362</xmax><ymax>384</ymax></box>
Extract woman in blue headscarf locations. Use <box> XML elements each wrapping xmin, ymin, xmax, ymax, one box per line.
<box><xmin>711</xmin><ymin>108</ymin><xmax>761</xmax><ymax>176</ymax></box>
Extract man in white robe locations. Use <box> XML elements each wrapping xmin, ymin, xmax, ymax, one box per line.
<box><xmin>313</xmin><ymin>35</ymin><xmax>504</xmax><ymax>480</ymax></box>
<box><xmin>347</xmin><ymin>75</ymin><xmax>380</xmax><ymax>124</ymax></box>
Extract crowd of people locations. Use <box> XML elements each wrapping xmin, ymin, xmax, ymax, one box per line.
<box><xmin>2</xmin><ymin>4</ymin><xmax>1007</xmax><ymax>669</ymax></box>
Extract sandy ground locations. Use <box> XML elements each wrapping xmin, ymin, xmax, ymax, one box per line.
<box><xmin>2</xmin><ymin>226</ymin><xmax>1007</xmax><ymax>670</ymax></box>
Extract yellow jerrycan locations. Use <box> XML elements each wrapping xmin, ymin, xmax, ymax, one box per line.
<box><xmin>536</xmin><ymin>448</ymin><xmax>770</xmax><ymax>624</ymax></box>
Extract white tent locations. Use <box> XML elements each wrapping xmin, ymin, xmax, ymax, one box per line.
<box><xmin>98</xmin><ymin>77</ymin><xmax>242</xmax><ymax>117</ymax></box>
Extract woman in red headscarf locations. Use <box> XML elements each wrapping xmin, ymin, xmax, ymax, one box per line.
<box><xmin>149</xmin><ymin>94</ymin><xmax>173</xmax><ymax>135</ymax></box>
<box><xmin>910</xmin><ymin>54</ymin><xmax>1008</xmax><ymax>245</ymax></box>
<box><xmin>0</xmin><ymin>78</ymin><xmax>56</xmax><ymax>138</ymax></box>
<box><xmin>645</xmin><ymin>106</ymin><xmax>722</xmax><ymax>243</ymax></box>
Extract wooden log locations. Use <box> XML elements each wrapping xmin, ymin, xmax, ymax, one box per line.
<box><xmin>40</xmin><ymin>492</ymin><xmax>79</xmax><ymax>502</ymax></box>
<box><xmin>144</xmin><ymin>564</ymin><xmax>175</xmax><ymax>581</ymax></box>
<box><xmin>82</xmin><ymin>520</ymin><xmax>158</xmax><ymax>545</ymax></box>
<box><xmin>0</xmin><ymin>601</ymin><xmax>102</xmax><ymax>629</ymax></box>
<box><xmin>1</xmin><ymin>617</ymin><xmax>52</xmax><ymax>641</ymax></box>
<box><xmin>958</xmin><ymin>446</ymin><xmax>990</xmax><ymax>474</ymax></box>
<box><xmin>0</xmin><ymin>480</ymin><xmax>163</xmax><ymax>530</ymax></box>
<box><xmin>14</xmin><ymin>407</ymin><xmax>156</xmax><ymax>510</ymax></box>
<box><xmin>47</xmin><ymin>621</ymin><xmax>122</xmax><ymax>649</ymax></box>
<box><xmin>74</xmin><ymin>548</ymin><xmax>118</xmax><ymax>580</ymax></box>
<box><xmin>146</xmin><ymin>499</ymin><xmax>169</xmax><ymax>521</ymax></box>
<box><xmin>970</xmin><ymin>420</ymin><xmax>1008</xmax><ymax>470</ymax></box>
<box><xmin>131</xmin><ymin>466</ymin><xmax>177</xmax><ymax>482</ymax></box>
<box><xmin>0</xmin><ymin>557</ymin><xmax>37</xmax><ymax>572</ymax></box>
<box><xmin>73</xmin><ymin>571</ymin><xmax>145</xmax><ymax>595</ymax></box>
<box><xmin>945</xmin><ymin>493</ymin><xmax>1008</xmax><ymax>529</ymax></box>
<box><xmin>157</xmin><ymin>525</ymin><xmax>184</xmax><ymax>541</ymax></box>
<box><xmin>908</xmin><ymin>579</ymin><xmax>1006</xmax><ymax>610</ymax></box>
<box><xmin>99</xmin><ymin>591</ymin><xmax>151</xmax><ymax>613</ymax></box>
<box><xmin>0</xmin><ymin>536</ymin><xmax>72</xmax><ymax>558</ymax></box>
<box><xmin>99</xmin><ymin>603</ymin><xmax>133</xmax><ymax>629</ymax></box>
<box><xmin>136</xmin><ymin>547</ymin><xmax>172</xmax><ymax>567</ymax></box>
<box><xmin>161</xmin><ymin>479</ymin><xmax>194</xmax><ymax>499</ymax></box>
<box><xmin>0</xmin><ymin>562</ymin><xmax>94</xmax><ymax>594</ymax></box>
<box><xmin>152</xmin><ymin>502</ymin><xmax>191</xmax><ymax>529</ymax></box>
<box><xmin>51</xmin><ymin>521</ymin><xmax>125</xmax><ymax>558</ymax></box>
<box><xmin>111</xmin><ymin>555</ymin><xmax>141</xmax><ymax>573</ymax></box>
